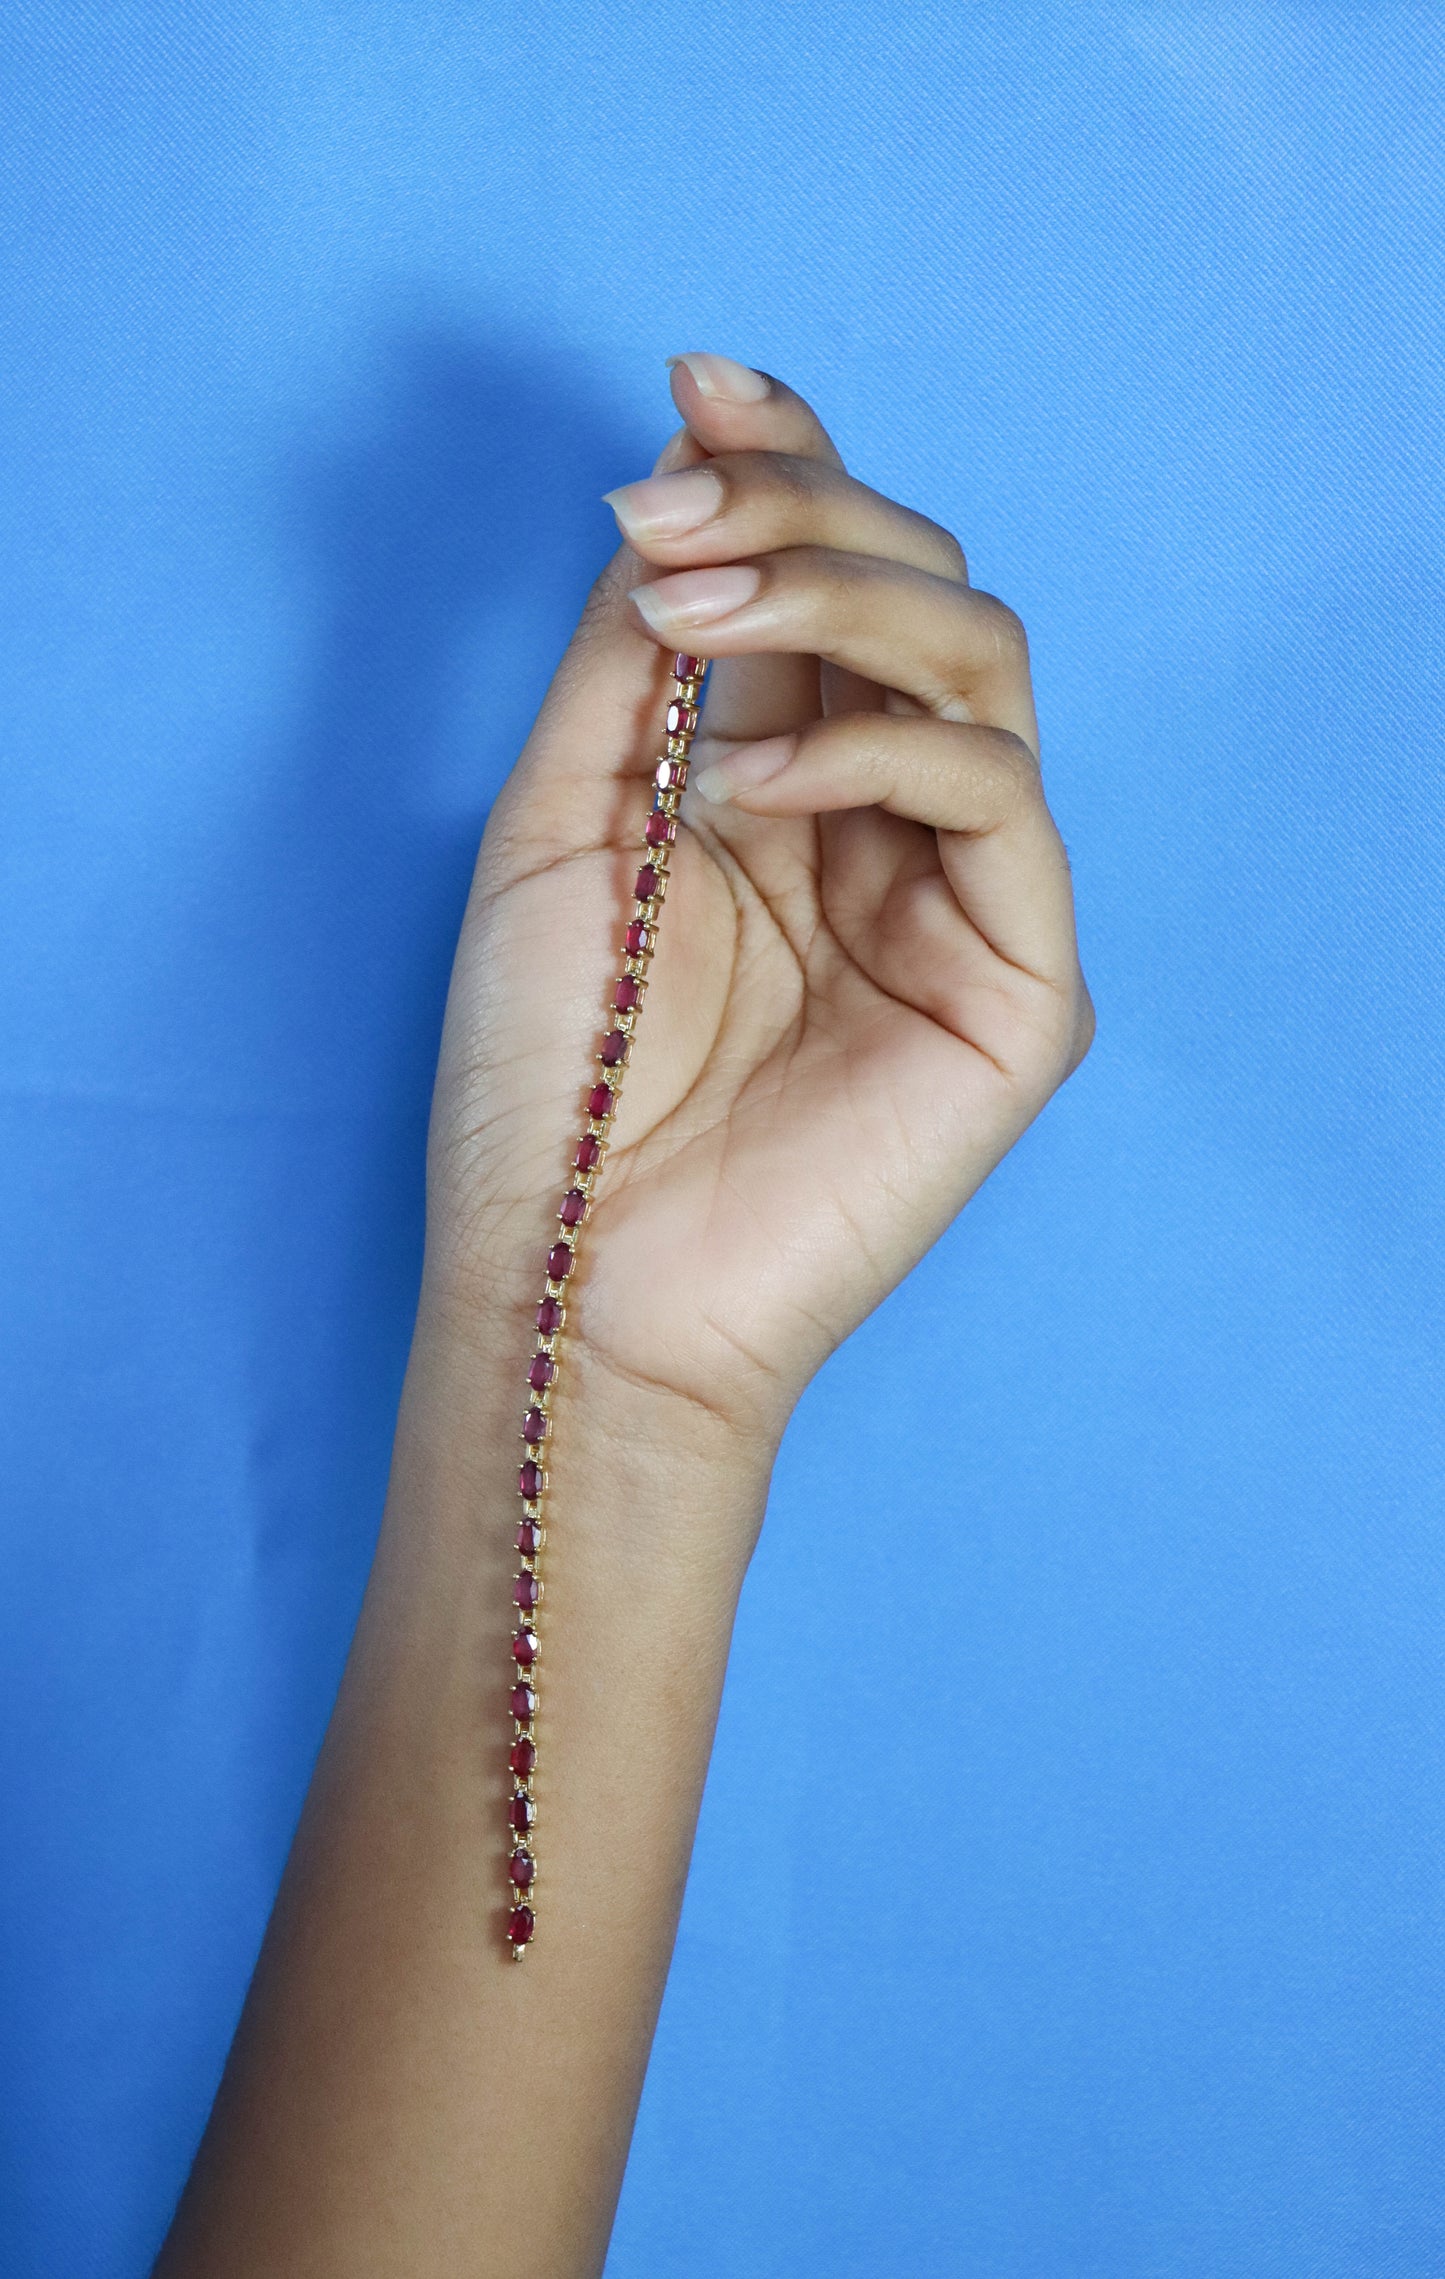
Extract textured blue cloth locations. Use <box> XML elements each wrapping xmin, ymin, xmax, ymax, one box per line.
<box><xmin>2</xmin><ymin>5</ymin><xmax>1444</xmax><ymax>2272</ymax></box>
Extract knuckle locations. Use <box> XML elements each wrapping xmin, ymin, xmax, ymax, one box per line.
<box><xmin>973</xmin><ymin>728</ymin><xmax>1041</xmax><ymax>822</ymax></box>
<box><xmin>924</xmin><ymin>516</ymin><xmax>968</xmax><ymax>578</ymax></box>
<box><xmin>767</xmin><ymin>451</ymin><xmax>821</xmax><ymax>515</ymax></box>
<box><xmin>799</xmin><ymin>544</ymin><xmax>855</xmax><ymax>616</ymax></box>
<box><xmin>1049</xmin><ymin>975</ymin><xmax>1096</xmax><ymax>1084</ymax></box>
<box><xmin>991</xmin><ymin>727</ymin><xmax>1041</xmax><ymax>783</ymax></box>
<box><xmin>976</xmin><ymin>591</ymin><xmax>1030</xmax><ymax>668</ymax></box>
<box><xmin>1068</xmin><ymin>979</ymin><xmax>1097</xmax><ymax>1073</ymax></box>
<box><xmin>1023</xmin><ymin>976</ymin><xmax>1092</xmax><ymax>1091</ymax></box>
<box><xmin>731</xmin><ymin>448</ymin><xmax>818</xmax><ymax>518</ymax></box>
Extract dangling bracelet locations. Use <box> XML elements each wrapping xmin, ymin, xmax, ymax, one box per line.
<box><xmin>505</xmin><ymin>648</ymin><xmax>709</xmax><ymax>1957</ymax></box>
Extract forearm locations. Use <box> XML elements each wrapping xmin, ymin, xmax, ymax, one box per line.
<box><xmin>156</xmin><ymin>1299</ymin><xmax>774</xmax><ymax>2279</ymax></box>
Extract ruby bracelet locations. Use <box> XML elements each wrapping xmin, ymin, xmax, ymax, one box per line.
<box><xmin>504</xmin><ymin>649</ymin><xmax>709</xmax><ymax>1956</ymax></box>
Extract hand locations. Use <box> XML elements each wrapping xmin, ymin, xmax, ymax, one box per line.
<box><xmin>424</xmin><ymin>355</ymin><xmax>1092</xmax><ymax>1454</ymax></box>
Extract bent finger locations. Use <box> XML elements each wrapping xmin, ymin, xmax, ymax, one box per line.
<box><xmin>604</xmin><ymin>448</ymin><xmax>969</xmax><ymax>587</ymax></box>
<box><xmin>631</xmin><ymin>548</ymin><xmax>1040</xmax><ymax>749</ymax></box>
<box><xmin>689</xmin><ymin>711</ymin><xmax>1080</xmax><ymax>990</ymax></box>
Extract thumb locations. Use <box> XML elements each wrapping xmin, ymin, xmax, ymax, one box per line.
<box><xmin>490</xmin><ymin>476</ymin><xmax>704</xmax><ymax>854</ymax></box>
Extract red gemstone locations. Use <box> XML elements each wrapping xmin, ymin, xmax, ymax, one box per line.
<box><xmin>509</xmin><ymin>1790</ymin><xmax>535</xmax><ymax>1831</ymax></box>
<box><xmin>635</xmin><ymin>864</ymin><xmax>661</xmax><ymax>901</ymax></box>
<box><xmin>518</xmin><ymin>1460</ymin><xmax>543</xmax><ymax>1500</ymax></box>
<box><xmin>674</xmin><ymin>652</ymin><xmax>701</xmax><ymax>679</ymax></box>
<box><xmin>509</xmin><ymin>1682</ymin><xmax>536</xmax><ymax>1721</ymax></box>
<box><xmin>523</xmin><ymin>1407</ymin><xmax>548</xmax><ymax>1444</ymax></box>
<box><xmin>643</xmin><ymin>809</ymin><xmax>669</xmax><ymax>847</ymax></box>
<box><xmin>507</xmin><ymin>1904</ymin><xmax>535</xmax><ymax>1946</ymax></box>
<box><xmin>516</xmin><ymin>1518</ymin><xmax>542</xmax><ymax>1555</ymax></box>
<box><xmin>546</xmin><ymin>1242</ymin><xmax>573</xmax><ymax>1281</ymax></box>
<box><xmin>535</xmin><ymin>1298</ymin><xmax>564</xmax><ymax>1335</ymax></box>
<box><xmin>559</xmin><ymin>1188</ymin><xmax>587</xmax><ymax>1226</ymax></box>
<box><xmin>588</xmin><ymin>1082</ymin><xmax>614</xmax><ymax>1120</ymax></box>
<box><xmin>599</xmin><ymin>1029</ymin><xmax>629</xmax><ymax>1067</ymax></box>
<box><xmin>509</xmin><ymin>1848</ymin><xmax>535</xmax><ymax>1888</ymax></box>
<box><xmin>614</xmin><ymin>976</ymin><xmax>640</xmax><ymax>1012</ymax></box>
<box><xmin>624</xmin><ymin>920</ymin><xmax>650</xmax><ymax>956</ymax></box>
<box><xmin>510</xmin><ymin>1736</ymin><xmax>536</xmax><ymax>1776</ymax></box>
<box><xmin>512</xmin><ymin>1628</ymin><xmax>539</xmax><ymax>1665</ymax></box>
<box><xmin>575</xmin><ymin>1132</ymin><xmax>602</xmax><ymax>1172</ymax></box>
<box><xmin>656</xmin><ymin>757</ymin><xmax>686</xmax><ymax>792</ymax></box>
<box><xmin>666</xmin><ymin>701</ymin><xmax>698</xmax><ymax>738</ymax></box>
<box><xmin>528</xmin><ymin>1349</ymin><xmax>556</xmax><ymax>1389</ymax></box>
<box><xmin>513</xmin><ymin>1571</ymin><xmax>541</xmax><ymax>1610</ymax></box>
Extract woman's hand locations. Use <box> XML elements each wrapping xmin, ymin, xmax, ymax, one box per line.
<box><xmin>155</xmin><ymin>356</ymin><xmax>1093</xmax><ymax>2279</ymax></box>
<box><xmin>426</xmin><ymin>354</ymin><xmax>1092</xmax><ymax>1455</ymax></box>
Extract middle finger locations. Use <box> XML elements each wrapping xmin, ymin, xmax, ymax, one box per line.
<box><xmin>628</xmin><ymin>547</ymin><xmax>1040</xmax><ymax>751</ymax></box>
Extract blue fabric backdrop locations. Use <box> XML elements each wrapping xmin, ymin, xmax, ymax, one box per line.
<box><xmin>3</xmin><ymin>5</ymin><xmax>1443</xmax><ymax>2272</ymax></box>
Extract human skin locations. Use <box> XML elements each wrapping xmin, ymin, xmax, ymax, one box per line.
<box><xmin>153</xmin><ymin>354</ymin><xmax>1092</xmax><ymax>2277</ymax></box>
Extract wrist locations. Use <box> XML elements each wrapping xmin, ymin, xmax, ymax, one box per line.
<box><xmin>417</xmin><ymin>1208</ymin><xmax>804</xmax><ymax>1438</ymax></box>
<box><xmin>391</xmin><ymin>1280</ymin><xmax>781</xmax><ymax>1583</ymax></box>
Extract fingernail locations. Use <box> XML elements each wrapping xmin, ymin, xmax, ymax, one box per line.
<box><xmin>629</xmin><ymin>564</ymin><xmax>762</xmax><ymax>631</ymax></box>
<box><xmin>691</xmin><ymin>734</ymin><xmax>797</xmax><ymax>805</ymax></box>
<box><xmin>603</xmin><ymin>466</ymin><xmax>723</xmax><ymax>542</ymax></box>
<box><xmin>666</xmin><ymin>352</ymin><xmax>771</xmax><ymax>404</ymax></box>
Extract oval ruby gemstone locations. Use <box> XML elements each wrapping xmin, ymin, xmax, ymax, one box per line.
<box><xmin>509</xmin><ymin>1848</ymin><xmax>535</xmax><ymax>1887</ymax></box>
<box><xmin>673</xmin><ymin>652</ymin><xmax>702</xmax><ymax>679</ymax></box>
<box><xmin>559</xmin><ymin>1188</ymin><xmax>586</xmax><ymax>1226</ymax></box>
<box><xmin>515</xmin><ymin>1518</ymin><xmax>542</xmax><ymax>1555</ymax></box>
<box><xmin>523</xmin><ymin>1407</ymin><xmax>547</xmax><ymax>1444</ymax></box>
<box><xmin>509</xmin><ymin>1790</ymin><xmax>535</xmax><ymax>1831</ymax></box>
<box><xmin>507</xmin><ymin>1904</ymin><xmax>535</xmax><ymax>1946</ymax></box>
<box><xmin>518</xmin><ymin>1460</ymin><xmax>543</xmax><ymax>1500</ymax></box>
<box><xmin>546</xmin><ymin>1243</ymin><xmax>573</xmax><ymax>1282</ymax></box>
<box><xmin>510</xmin><ymin>1737</ymin><xmax>536</xmax><ymax>1777</ymax></box>
<box><xmin>588</xmin><ymin>1082</ymin><xmax>614</xmax><ymax>1120</ymax></box>
<box><xmin>645</xmin><ymin>809</ymin><xmax>674</xmax><ymax>846</ymax></box>
<box><xmin>528</xmin><ymin>1349</ymin><xmax>556</xmax><ymax>1390</ymax></box>
<box><xmin>600</xmin><ymin>1030</ymin><xmax>628</xmax><ymax>1067</ymax></box>
<box><xmin>635</xmin><ymin>864</ymin><xmax>660</xmax><ymax>900</ymax></box>
<box><xmin>666</xmin><ymin>701</ymin><xmax>698</xmax><ymax>738</ymax></box>
<box><xmin>613</xmin><ymin>976</ymin><xmax>640</xmax><ymax>1012</ymax></box>
<box><xmin>513</xmin><ymin>1571</ymin><xmax>541</xmax><ymax>1610</ymax></box>
<box><xmin>575</xmin><ymin>1132</ymin><xmax>602</xmax><ymax>1171</ymax></box>
<box><xmin>512</xmin><ymin>1628</ymin><xmax>539</xmax><ymax>1665</ymax></box>
<box><xmin>509</xmin><ymin>1682</ymin><xmax>536</xmax><ymax>1721</ymax></box>
<box><xmin>624</xmin><ymin>920</ymin><xmax>650</xmax><ymax>956</ymax></box>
